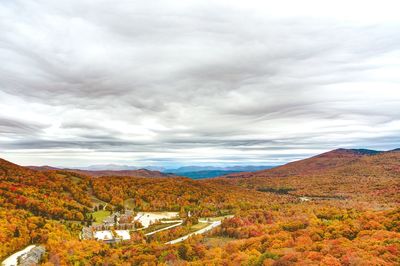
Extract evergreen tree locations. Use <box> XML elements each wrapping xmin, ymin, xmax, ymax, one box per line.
<box><xmin>13</xmin><ymin>228</ymin><xmax>20</xmax><ymax>237</ymax></box>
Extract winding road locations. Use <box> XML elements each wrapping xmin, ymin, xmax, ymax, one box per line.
<box><xmin>165</xmin><ymin>220</ymin><xmax>222</xmax><ymax>244</ymax></box>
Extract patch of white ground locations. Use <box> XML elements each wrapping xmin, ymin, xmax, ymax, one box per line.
<box><xmin>134</xmin><ymin>212</ymin><xmax>179</xmax><ymax>228</ymax></box>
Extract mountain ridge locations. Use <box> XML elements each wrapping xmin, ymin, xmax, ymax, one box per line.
<box><xmin>223</xmin><ymin>148</ymin><xmax>390</xmax><ymax>179</ymax></box>
<box><xmin>28</xmin><ymin>165</ymin><xmax>275</xmax><ymax>179</ymax></box>
<box><xmin>28</xmin><ymin>166</ymin><xmax>177</xmax><ymax>178</ymax></box>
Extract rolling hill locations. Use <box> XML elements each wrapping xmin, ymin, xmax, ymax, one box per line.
<box><xmin>67</xmin><ymin>168</ymin><xmax>177</xmax><ymax>178</ymax></box>
<box><xmin>224</xmin><ymin>148</ymin><xmax>382</xmax><ymax>178</ymax></box>
<box><xmin>0</xmin><ymin>158</ymin><xmax>93</xmax><ymax>220</ymax></box>
<box><xmin>29</xmin><ymin>166</ymin><xmax>176</xmax><ymax>178</ymax></box>
<box><xmin>219</xmin><ymin>148</ymin><xmax>400</xmax><ymax>205</ymax></box>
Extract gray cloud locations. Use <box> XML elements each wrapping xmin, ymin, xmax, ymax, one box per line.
<box><xmin>0</xmin><ymin>117</ymin><xmax>47</xmax><ymax>135</ymax></box>
<box><xmin>0</xmin><ymin>0</ymin><xmax>400</xmax><ymax>167</ymax></box>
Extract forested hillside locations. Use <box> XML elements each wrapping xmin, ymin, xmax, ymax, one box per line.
<box><xmin>0</xmin><ymin>149</ymin><xmax>399</xmax><ymax>265</ymax></box>
<box><xmin>91</xmin><ymin>175</ymin><xmax>288</xmax><ymax>215</ymax></box>
<box><xmin>224</xmin><ymin>149</ymin><xmax>382</xmax><ymax>178</ymax></box>
<box><xmin>220</xmin><ymin>149</ymin><xmax>400</xmax><ymax>205</ymax></box>
<box><xmin>0</xmin><ymin>159</ymin><xmax>92</xmax><ymax>220</ymax></box>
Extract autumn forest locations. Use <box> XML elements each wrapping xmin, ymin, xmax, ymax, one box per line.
<box><xmin>0</xmin><ymin>148</ymin><xmax>399</xmax><ymax>265</ymax></box>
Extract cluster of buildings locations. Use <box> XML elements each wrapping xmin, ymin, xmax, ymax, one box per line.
<box><xmin>82</xmin><ymin>211</ymin><xmax>183</xmax><ymax>243</ymax></box>
<box><xmin>81</xmin><ymin>211</ymin><xmax>137</xmax><ymax>243</ymax></box>
<box><xmin>102</xmin><ymin>210</ymin><xmax>134</xmax><ymax>226</ymax></box>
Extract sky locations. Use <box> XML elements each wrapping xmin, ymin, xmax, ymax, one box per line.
<box><xmin>1</xmin><ymin>0</ymin><xmax>400</xmax><ymax>167</ymax></box>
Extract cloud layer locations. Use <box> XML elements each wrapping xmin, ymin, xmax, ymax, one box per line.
<box><xmin>1</xmin><ymin>0</ymin><xmax>400</xmax><ymax>167</ymax></box>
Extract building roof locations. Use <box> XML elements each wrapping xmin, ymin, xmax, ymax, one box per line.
<box><xmin>115</xmin><ymin>230</ymin><xmax>130</xmax><ymax>240</ymax></box>
<box><xmin>94</xmin><ymin>230</ymin><xmax>113</xmax><ymax>240</ymax></box>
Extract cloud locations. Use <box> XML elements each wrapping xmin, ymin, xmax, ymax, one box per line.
<box><xmin>0</xmin><ymin>0</ymin><xmax>400</xmax><ymax>167</ymax></box>
<box><xmin>0</xmin><ymin>117</ymin><xmax>47</xmax><ymax>135</ymax></box>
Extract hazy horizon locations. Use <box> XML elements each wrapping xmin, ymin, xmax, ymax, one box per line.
<box><xmin>15</xmin><ymin>147</ymin><xmax>398</xmax><ymax>169</ymax></box>
<box><xmin>25</xmin><ymin>162</ymin><xmax>278</xmax><ymax>169</ymax></box>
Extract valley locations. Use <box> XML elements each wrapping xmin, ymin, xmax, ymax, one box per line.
<box><xmin>0</xmin><ymin>148</ymin><xmax>399</xmax><ymax>265</ymax></box>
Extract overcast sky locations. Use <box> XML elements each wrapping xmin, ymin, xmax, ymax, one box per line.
<box><xmin>1</xmin><ymin>0</ymin><xmax>400</xmax><ymax>167</ymax></box>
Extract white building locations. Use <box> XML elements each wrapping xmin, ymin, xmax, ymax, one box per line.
<box><xmin>94</xmin><ymin>230</ymin><xmax>130</xmax><ymax>243</ymax></box>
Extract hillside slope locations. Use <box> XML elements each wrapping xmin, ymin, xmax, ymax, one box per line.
<box><xmin>225</xmin><ymin>148</ymin><xmax>381</xmax><ymax>179</ymax></box>
<box><xmin>0</xmin><ymin>158</ymin><xmax>92</xmax><ymax>220</ymax></box>
<box><xmin>219</xmin><ymin>149</ymin><xmax>399</xmax><ymax>204</ymax></box>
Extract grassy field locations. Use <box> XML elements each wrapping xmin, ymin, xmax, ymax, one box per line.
<box><xmin>91</xmin><ymin>210</ymin><xmax>111</xmax><ymax>223</ymax></box>
<box><xmin>188</xmin><ymin>222</ymin><xmax>209</xmax><ymax>233</ymax></box>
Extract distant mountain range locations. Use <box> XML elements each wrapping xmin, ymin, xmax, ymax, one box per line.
<box><xmin>27</xmin><ymin>148</ymin><xmax>399</xmax><ymax>179</ymax></box>
<box><xmin>28</xmin><ymin>164</ymin><xmax>275</xmax><ymax>179</ymax></box>
<box><xmin>163</xmin><ymin>166</ymin><xmax>274</xmax><ymax>179</ymax></box>
<box><xmin>164</xmin><ymin>165</ymin><xmax>273</xmax><ymax>173</ymax></box>
<box><xmin>69</xmin><ymin>164</ymin><xmax>164</xmax><ymax>171</ymax></box>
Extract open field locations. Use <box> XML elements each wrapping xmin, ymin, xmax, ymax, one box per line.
<box><xmin>91</xmin><ymin>210</ymin><xmax>111</xmax><ymax>224</ymax></box>
<box><xmin>188</xmin><ymin>222</ymin><xmax>210</xmax><ymax>232</ymax></box>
